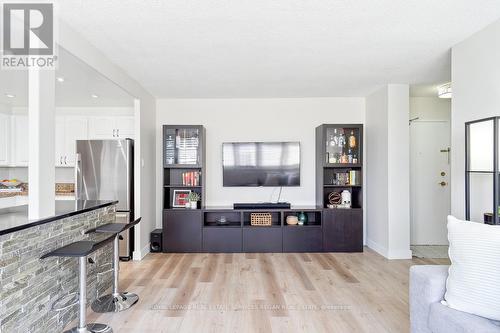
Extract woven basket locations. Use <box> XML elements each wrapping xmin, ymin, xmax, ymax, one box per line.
<box><xmin>250</xmin><ymin>213</ymin><xmax>272</xmax><ymax>226</ymax></box>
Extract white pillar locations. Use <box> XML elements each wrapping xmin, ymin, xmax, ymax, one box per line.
<box><xmin>28</xmin><ymin>69</ymin><xmax>55</xmax><ymax>219</ymax></box>
<box><xmin>366</xmin><ymin>84</ymin><xmax>411</xmax><ymax>259</ymax></box>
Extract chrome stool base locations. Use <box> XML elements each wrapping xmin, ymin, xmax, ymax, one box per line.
<box><xmin>64</xmin><ymin>323</ymin><xmax>113</xmax><ymax>333</ymax></box>
<box><xmin>91</xmin><ymin>292</ymin><xmax>139</xmax><ymax>313</ymax></box>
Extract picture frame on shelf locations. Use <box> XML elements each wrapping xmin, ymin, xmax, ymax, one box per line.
<box><xmin>172</xmin><ymin>189</ymin><xmax>191</xmax><ymax>208</ymax></box>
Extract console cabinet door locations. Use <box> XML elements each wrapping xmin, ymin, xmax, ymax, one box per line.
<box><xmin>203</xmin><ymin>228</ymin><xmax>242</xmax><ymax>253</ymax></box>
<box><xmin>242</xmin><ymin>227</ymin><xmax>282</xmax><ymax>252</ymax></box>
<box><xmin>323</xmin><ymin>209</ymin><xmax>363</xmax><ymax>252</ymax></box>
<box><xmin>163</xmin><ymin>210</ymin><xmax>202</xmax><ymax>252</ymax></box>
<box><xmin>283</xmin><ymin>226</ymin><xmax>323</xmax><ymax>252</ymax></box>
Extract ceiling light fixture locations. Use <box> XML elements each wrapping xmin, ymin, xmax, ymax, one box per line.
<box><xmin>5</xmin><ymin>93</ymin><xmax>15</xmax><ymax>98</ymax></box>
<box><xmin>438</xmin><ymin>83</ymin><xmax>452</xmax><ymax>99</ymax></box>
<box><xmin>56</xmin><ymin>77</ymin><xmax>65</xmax><ymax>82</ymax></box>
<box><xmin>91</xmin><ymin>94</ymin><xmax>99</xmax><ymax>98</ymax></box>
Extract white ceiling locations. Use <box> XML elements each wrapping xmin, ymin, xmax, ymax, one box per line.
<box><xmin>0</xmin><ymin>47</ymin><xmax>134</xmax><ymax>107</ymax></box>
<box><xmin>54</xmin><ymin>0</ymin><xmax>500</xmax><ymax>98</ymax></box>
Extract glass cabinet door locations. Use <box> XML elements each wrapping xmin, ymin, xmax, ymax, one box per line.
<box><xmin>466</xmin><ymin>118</ymin><xmax>496</xmax><ymax>223</ymax></box>
<box><xmin>164</xmin><ymin>127</ymin><xmax>201</xmax><ymax>166</ymax></box>
<box><xmin>325</xmin><ymin>126</ymin><xmax>361</xmax><ymax>165</ymax></box>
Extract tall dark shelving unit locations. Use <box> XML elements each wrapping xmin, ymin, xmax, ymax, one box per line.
<box><xmin>316</xmin><ymin>124</ymin><xmax>363</xmax><ymax>252</ymax></box>
<box><xmin>162</xmin><ymin>125</ymin><xmax>206</xmax><ymax>252</ymax></box>
<box><xmin>465</xmin><ymin>117</ymin><xmax>500</xmax><ymax>225</ymax></box>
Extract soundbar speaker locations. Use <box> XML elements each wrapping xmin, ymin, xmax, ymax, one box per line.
<box><xmin>150</xmin><ymin>229</ymin><xmax>163</xmax><ymax>253</ymax></box>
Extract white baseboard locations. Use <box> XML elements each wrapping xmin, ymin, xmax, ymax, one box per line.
<box><xmin>387</xmin><ymin>248</ymin><xmax>413</xmax><ymax>260</ymax></box>
<box><xmin>132</xmin><ymin>242</ymin><xmax>151</xmax><ymax>261</ymax></box>
<box><xmin>367</xmin><ymin>239</ymin><xmax>388</xmax><ymax>258</ymax></box>
<box><xmin>367</xmin><ymin>239</ymin><xmax>412</xmax><ymax>259</ymax></box>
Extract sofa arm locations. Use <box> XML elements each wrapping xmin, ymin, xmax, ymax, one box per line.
<box><xmin>410</xmin><ymin>265</ymin><xmax>449</xmax><ymax>333</ymax></box>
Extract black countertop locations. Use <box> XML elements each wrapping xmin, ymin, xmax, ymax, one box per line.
<box><xmin>0</xmin><ymin>200</ymin><xmax>118</xmax><ymax>236</ymax></box>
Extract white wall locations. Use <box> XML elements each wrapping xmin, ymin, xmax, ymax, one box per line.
<box><xmin>366</xmin><ymin>84</ymin><xmax>411</xmax><ymax>259</ymax></box>
<box><xmin>366</xmin><ymin>87</ymin><xmax>389</xmax><ymax>255</ymax></box>
<box><xmin>451</xmin><ymin>19</ymin><xmax>500</xmax><ymax>220</ymax></box>
<box><xmin>410</xmin><ymin>97</ymin><xmax>451</xmax><ymax>121</ymax></box>
<box><xmin>156</xmin><ymin>98</ymin><xmax>365</xmax><ymax>226</ymax></box>
<box><xmin>58</xmin><ymin>21</ymin><xmax>156</xmax><ymax>260</ymax></box>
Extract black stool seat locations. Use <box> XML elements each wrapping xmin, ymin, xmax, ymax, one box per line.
<box><xmin>41</xmin><ymin>235</ymin><xmax>115</xmax><ymax>259</ymax></box>
<box><xmin>86</xmin><ymin>218</ymin><xmax>141</xmax><ymax>235</ymax></box>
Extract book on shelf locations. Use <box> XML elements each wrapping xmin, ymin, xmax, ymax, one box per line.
<box><xmin>181</xmin><ymin>171</ymin><xmax>200</xmax><ymax>186</ymax></box>
<box><xmin>330</xmin><ymin>171</ymin><xmax>361</xmax><ymax>186</ymax></box>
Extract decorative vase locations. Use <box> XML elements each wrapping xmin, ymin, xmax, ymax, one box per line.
<box><xmin>341</xmin><ymin>190</ymin><xmax>352</xmax><ymax>208</ymax></box>
<box><xmin>190</xmin><ymin>201</ymin><xmax>197</xmax><ymax>209</ymax></box>
<box><xmin>297</xmin><ymin>212</ymin><xmax>308</xmax><ymax>225</ymax></box>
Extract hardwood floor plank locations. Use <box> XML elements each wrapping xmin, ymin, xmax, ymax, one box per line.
<box><xmin>323</xmin><ymin>253</ymin><xmax>359</xmax><ymax>283</ymax></box>
<box><xmin>287</xmin><ymin>254</ymin><xmax>315</xmax><ymax>291</ymax></box>
<box><xmin>258</xmin><ymin>253</ymin><xmax>289</xmax><ymax>317</ymax></box>
<box><xmin>199</xmin><ymin>253</ymin><xmax>219</xmax><ymax>282</ymax></box>
<box><xmin>251</xmin><ymin>299</ymin><xmax>273</xmax><ymax>333</ymax></box>
<box><xmin>158</xmin><ymin>253</ymin><xmax>183</xmax><ymax>280</ymax></box>
<box><xmin>166</xmin><ymin>267</ymin><xmax>201</xmax><ymax>317</ymax></box>
<box><xmin>224</xmin><ymin>253</ymin><xmax>233</xmax><ymax>264</ymax></box>
<box><xmin>312</xmin><ymin>252</ymin><xmax>333</xmax><ymax>270</ymax></box>
<box><xmin>299</xmin><ymin>253</ymin><xmax>312</xmax><ymax>262</ymax></box>
<box><xmin>169</xmin><ymin>254</ymin><xmax>196</xmax><ymax>288</ymax></box>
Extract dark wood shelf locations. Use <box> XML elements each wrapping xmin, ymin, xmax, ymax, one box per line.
<box><xmin>164</xmin><ymin>185</ymin><xmax>202</xmax><ymax>188</ymax></box>
<box><xmin>324</xmin><ymin>163</ymin><xmax>362</xmax><ymax>168</ymax></box>
<box><xmin>204</xmin><ymin>222</ymin><xmax>241</xmax><ymax>228</ymax></box>
<box><xmin>323</xmin><ymin>184</ymin><xmax>362</xmax><ymax>188</ymax></box>
<box><xmin>163</xmin><ymin>164</ymin><xmax>202</xmax><ymax>169</ymax></box>
<box><xmin>242</xmin><ymin>225</ymin><xmax>282</xmax><ymax>228</ymax></box>
<box><xmin>284</xmin><ymin>224</ymin><xmax>322</xmax><ymax>228</ymax></box>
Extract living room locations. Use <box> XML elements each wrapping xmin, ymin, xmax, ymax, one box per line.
<box><xmin>1</xmin><ymin>1</ymin><xmax>500</xmax><ymax>333</ymax></box>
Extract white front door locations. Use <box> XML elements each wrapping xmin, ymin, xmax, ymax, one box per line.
<box><xmin>410</xmin><ymin>121</ymin><xmax>451</xmax><ymax>245</ymax></box>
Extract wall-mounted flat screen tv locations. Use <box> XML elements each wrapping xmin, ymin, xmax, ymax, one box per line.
<box><xmin>223</xmin><ymin>142</ymin><xmax>300</xmax><ymax>187</ymax></box>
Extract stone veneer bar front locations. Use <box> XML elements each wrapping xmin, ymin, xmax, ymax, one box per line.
<box><xmin>0</xmin><ymin>200</ymin><xmax>118</xmax><ymax>333</ymax></box>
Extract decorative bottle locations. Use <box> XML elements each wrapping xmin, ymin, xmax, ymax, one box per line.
<box><xmin>349</xmin><ymin>130</ymin><xmax>357</xmax><ymax>149</ymax></box>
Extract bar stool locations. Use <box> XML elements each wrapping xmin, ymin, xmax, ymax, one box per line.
<box><xmin>41</xmin><ymin>235</ymin><xmax>116</xmax><ymax>333</ymax></box>
<box><xmin>86</xmin><ymin>217</ymin><xmax>141</xmax><ymax>313</ymax></box>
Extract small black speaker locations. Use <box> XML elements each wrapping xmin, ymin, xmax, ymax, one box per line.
<box><xmin>150</xmin><ymin>229</ymin><xmax>163</xmax><ymax>253</ymax></box>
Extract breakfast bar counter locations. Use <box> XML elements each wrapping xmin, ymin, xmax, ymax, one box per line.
<box><xmin>0</xmin><ymin>200</ymin><xmax>118</xmax><ymax>333</ymax></box>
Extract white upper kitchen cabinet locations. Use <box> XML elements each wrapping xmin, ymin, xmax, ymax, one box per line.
<box><xmin>115</xmin><ymin>116</ymin><xmax>135</xmax><ymax>139</ymax></box>
<box><xmin>88</xmin><ymin>116</ymin><xmax>115</xmax><ymax>139</ymax></box>
<box><xmin>64</xmin><ymin>117</ymin><xmax>88</xmax><ymax>166</ymax></box>
<box><xmin>89</xmin><ymin>116</ymin><xmax>134</xmax><ymax>139</ymax></box>
<box><xmin>12</xmin><ymin>115</ymin><xmax>28</xmax><ymax>166</ymax></box>
<box><xmin>55</xmin><ymin>116</ymin><xmax>88</xmax><ymax>167</ymax></box>
<box><xmin>0</xmin><ymin>113</ymin><xmax>10</xmax><ymax>166</ymax></box>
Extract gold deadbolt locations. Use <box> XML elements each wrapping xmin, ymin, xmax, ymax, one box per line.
<box><xmin>441</xmin><ymin>172</ymin><xmax>446</xmax><ymax>177</ymax></box>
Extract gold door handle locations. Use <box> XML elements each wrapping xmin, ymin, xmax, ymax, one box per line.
<box><xmin>439</xmin><ymin>181</ymin><xmax>448</xmax><ymax>187</ymax></box>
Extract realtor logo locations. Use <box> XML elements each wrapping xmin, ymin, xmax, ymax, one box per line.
<box><xmin>1</xmin><ymin>3</ymin><xmax>56</xmax><ymax>69</ymax></box>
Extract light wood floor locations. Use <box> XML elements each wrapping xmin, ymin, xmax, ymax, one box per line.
<box><xmin>82</xmin><ymin>249</ymin><xmax>448</xmax><ymax>333</ymax></box>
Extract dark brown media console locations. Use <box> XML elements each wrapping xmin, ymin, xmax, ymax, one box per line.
<box><xmin>164</xmin><ymin>206</ymin><xmax>326</xmax><ymax>253</ymax></box>
<box><xmin>162</xmin><ymin>124</ymin><xmax>364</xmax><ymax>253</ymax></box>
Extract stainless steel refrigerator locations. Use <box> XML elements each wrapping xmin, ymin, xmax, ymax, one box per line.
<box><xmin>75</xmin><ymin>139</ymin><xmax>134</xmax><ymax>260</ymax></box>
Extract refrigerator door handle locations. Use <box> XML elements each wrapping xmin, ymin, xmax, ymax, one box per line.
<box><xmin>75</xmin><ymin>153</ymin><xmax>81</xmax><ymax>199</ymax></box>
